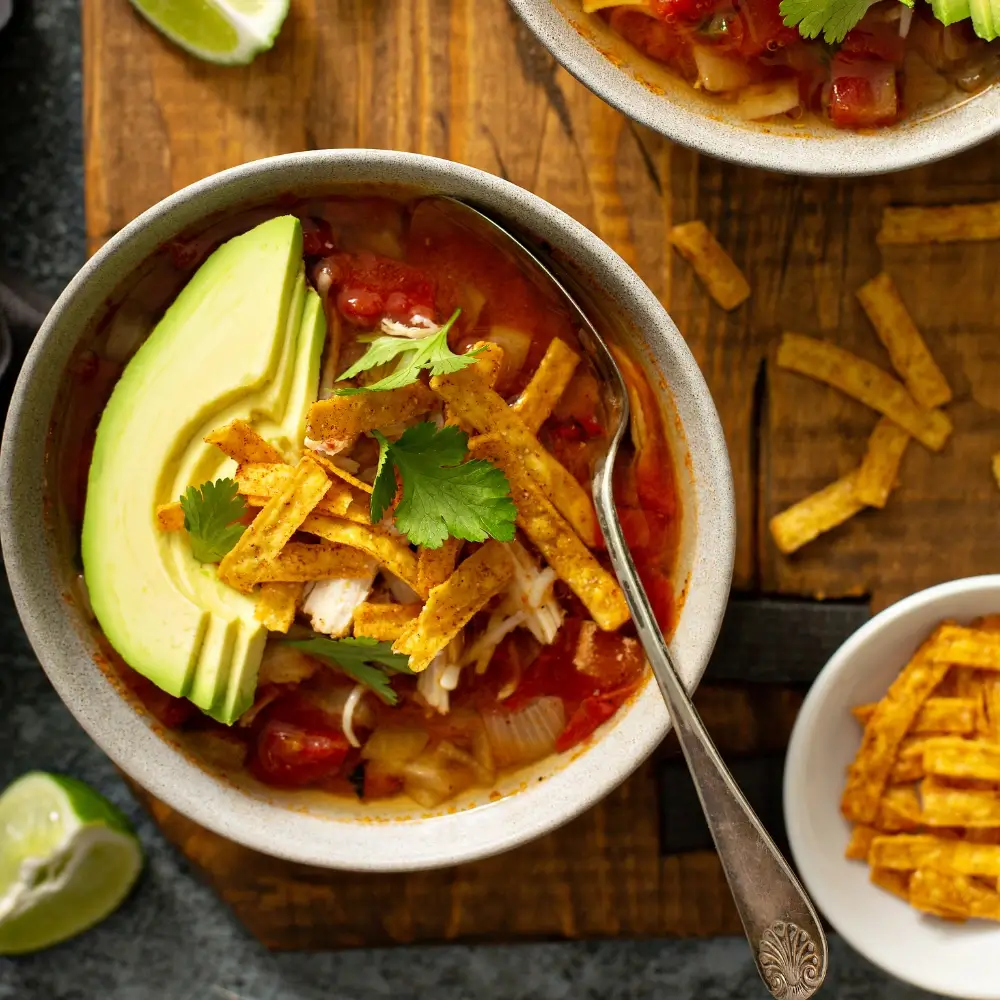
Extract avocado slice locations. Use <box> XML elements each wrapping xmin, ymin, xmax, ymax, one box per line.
<box><xmin>931</xmin><ymin>0</ymin><xmax>971</xmax><ymax>24</ymax></box>
<box><xmin>969</xmin><ymin>0</ymin><xmax>997</xmax><ymax>38</ymax></box>
<box><xmin>82</xmin><ymin>216</ymin><xmax>326</xmax><ymax>724</ymax></box>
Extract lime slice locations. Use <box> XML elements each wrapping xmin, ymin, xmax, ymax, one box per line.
<box><xmin>129</xmin><ymin>0</ymin><xmax>290</xmax><ymax>66</ymax></box>
<box><xmin>0</xmin><ymin>772</ymin><xmax>143</xmax><ymax>955</ymax></box>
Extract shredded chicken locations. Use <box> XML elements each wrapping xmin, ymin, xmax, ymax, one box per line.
<box><xmin>342</xmin><ymin>684</ymin><xmax>368</xmax><ymax>748</ymax></box>
<box><xmin>506</xmin><ymin>541</ymin><xmax>564</xmax><ymax>644</ymax></box>
<box><xmin>302</xmin><ymin>560</ymin><xmax>378</xmax><ymax>636</ymax></box>
<box><xmin>381</xmin><ymin>316</ymin><xmax>440</xmax><ymax>338</ymax></box>
<box><xmin>417</xmin><ymin>636</ymin><xmax>464</xmax><ymax>714</ymax></box>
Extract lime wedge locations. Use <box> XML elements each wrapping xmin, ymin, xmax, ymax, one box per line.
<box><xmin>129</xmin><ymin>0</ymin><xmax>290</xmax><ymax>65</ymax></box>
<box><xmin>0</xmin><ymin>772</ymin><xmax>143</xmax><ymax>955</ymax></box>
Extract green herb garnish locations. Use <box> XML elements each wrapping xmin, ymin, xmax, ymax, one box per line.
<box><xmin>334</xmin><ymin>309</ymin><xmax>480</xmax><ymax>395</ymax></box>
<box><xmin>779</xmin><ymin>0</ymin><xmax>912</xmax><ymax>44</ymax></box>
<box><xmin>370</xmin><ymin>422</ymin><xmax>517</xmax><ymax>550</ymax></box>
<box><xmin>179</xmin><ymin>478</ymin><xmax>248</xmax><ymax>563</ymax></box>
<box><xmin>286</xmin><ymin>636</ymin><xmax>413</xmax><ymax>705</ymax></box>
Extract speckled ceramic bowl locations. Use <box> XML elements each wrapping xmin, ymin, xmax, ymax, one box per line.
<box><xmin>509</xmin><ymin>0</ymin><xmax>1000</xmax><ymax>176</ymax></box>
<box><xmin>0</xmin><ymin>150</ymin><xmax>734</xmax><ymax>871</ymax></box>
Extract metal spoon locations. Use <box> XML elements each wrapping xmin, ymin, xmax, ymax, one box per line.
<box><xmin>441</xmin><ymin>197</ymin><xmax>827</xmax><ymax>1000</ymax></box>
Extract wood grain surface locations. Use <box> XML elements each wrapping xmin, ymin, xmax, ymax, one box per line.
<box><xmin>84</xmin><ymin>0</ymin><xmax>1000</xmax><ymax>948</ymax></box>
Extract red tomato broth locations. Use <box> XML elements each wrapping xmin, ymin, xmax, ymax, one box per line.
<box><xmin>63</xmin><ymin>193</ymin><xmax>683</xmax><ymax>806</ymax></box>
<box><xmin>602</xmin><ymin>1</ymin><xmax>999</xmax><ymax>129</ymax></box>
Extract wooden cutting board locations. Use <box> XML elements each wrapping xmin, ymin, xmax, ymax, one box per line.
<box><xmin>83</xmin><ymin>0</ymin><xmax>1000</xmax><ymax>949</ymax></box>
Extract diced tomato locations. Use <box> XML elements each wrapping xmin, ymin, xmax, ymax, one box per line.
<box><xmin>249</xmin><ymin>696</ymin><xmax>350</xmax><ymax>787</ymax></box>
<box><xmin>651</xmin><ymin>0</ymin><xmax>719</xmax><ymax>23</ymax></box>
<box><xmin>301</xmin><ymin>217</ymin><xmax>336</xmax><ymax>257</ymax></box>
<box><xmin>640</xmin><ymin>566</ymin><xmax>676</xmax><ymax>635</ymax></box>
<box><xmin>841</xmin><ymin>26</ymin><xmax>906</xmax><ymax>65</ymax></box>
<box><xmin>735</xmin><ymin>0</ymin><xmax>800</xmax><ymax>56</ymax></box>
<box><xmin>828</xmin><ymin>60</ymin><xmax>900</xmax><ymax>127</ymax></box>
<box><xmin>322</xmin><ymin>250</ymin><xmax>436</xmax><ymax>327</ymax></box>
<box><xmin>556</xmin><ymin>696</ymin><xmax>619</xmax><ymax>752</ymax></box>
<box><xmin>608</xmin><ymin>9</ymin><xmax>698</xmax><ymax>78</ymax></box>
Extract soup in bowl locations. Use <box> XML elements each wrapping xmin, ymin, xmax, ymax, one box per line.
<box><xmin>1</xmin><ymin>151</ymin><xmax>734</xmax><ymax>870</ymax></box>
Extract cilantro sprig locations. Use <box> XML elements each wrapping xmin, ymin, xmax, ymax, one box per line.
<box><xmin>179</xmin><ymin>478</ymin><xmax>248</xmax><ymax>563</ymax></box>
<box><xmin>286</xmin><ymin>636</ymin><xmax>413</xmax><ymax>705</ymax></box>
<box><xmin>371</xmin><ymin>422</ymin><xmax>517</xmax><ymax>549</ymax></box>
<box><xmin>779</xmin><ymin>0</ymin><xmax>911</xmax><ymax>43</ymax></box>
<box><xmin>334</xmin><ymin>309</ymin><xmax>481</xmax><ymax>395</ymax></box>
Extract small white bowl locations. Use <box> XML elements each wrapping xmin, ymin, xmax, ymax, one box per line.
<box><xmin>785</xmin><ymin>576</ymin><xmax>1000</xmax><ymax>1000</ymax></box>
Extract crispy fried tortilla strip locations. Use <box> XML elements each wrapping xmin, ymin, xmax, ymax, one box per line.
<box><xmin>306</xmin><ymin>450</ymin><xmax>374</xmax><ymax>496</ymax></box>
<box><xmin>417</xmin><ymin>538</ymin><xmax>463</xmax><ymax>594</ymax></box>
<box><xmin>253</xmin><ymin>541</ymin><xmax>377</xmax><ymax>583</ymax></box>
<box><xmin>218</xmin><ymin>457</ymin><xmax>331</xmax><ymax>593</ymax></box>
<box><xmin>890</xmin><ymin>755</ymin><xmax>925</xmax><ymax>784</ymax></box>
<box><xmin>876</xmin><ymin>786</ymin><xmax>922</xmax><ymax>833</ymax></box>
<box><xmin>769</xmin><ymin>471</ymin><xmax>865</xmax><ymax>555</ymax></box>
<box><xmin>877</xmin><ymin>201</ymin><xmax>1000</xmax><ymax>246</ymax></box>
<box><xmin>852</xmin><ymin>698</ymin><xmax>977</xmax><ymax>736</ymax></box>
<box><xmin>984</xmin><ymin>677</ymin><xmax>1000</xmax><ymax>743</ymax></box>
<box><xmin>842</xmin><ymin>629</ymin><xmax>952</xmax><ymax>824</ymax></box>
<box><xmin>300</xmin><ymin>514</ymin><xmax>421</xmax><ymax>595</ymax></box>
<box><xmin>927</xmin><ymin>625</ymin><xmax>1000</xmax><ymax>670</ymax></box>
<box><xmin>393</xmin><ymin>541</ymin><xmax>515</xmax><ymax>673</ymax></box>
<box><xmin>205</xmin><ymin>419</ymin><xmax>285</xmax><ymax>464</ymax></box>
<box><xmin>353</xmin><ymin>601</ymin><xmax>423</xmax><ymax>641</ymax></box>
<box><xmin>993</xmin><ymin>453</ymin><xmax>1000</xmax><ymax>493</ymax></box>
<box><xmin>511</xmin><ymin>338</ymin><xmax>580</xmax><ymax>434</ymax></box>
<box><xmin>856</xmin><ymin>273</ymin><xmax>951</xmax><ymax>409</ymax></box>
<box><xmin>431</xmin><ymin>368</ymin><xmax>599</xmax><ymax>546</ymax></box>
<box><xmin>923</xmin><ymin>737</ymin><xmax>1000</xmax><ymax>783</ymax></box>
<box><xmin>871</xmin><ymin>834</ymin><xmax>1000</xmax><ymax>878</ymax></box>
<box><xmin>254</xmin><ymin>582</ymin><xmax>302</xmax><ymax>633</ymax></box>
<box><xmin>668</xmin><ymin>221</ymin><xmax>750</xmax><ymax>311</ymax></box>
<box><xmin>910</xmin><ymin>869</ymin><xmax>1000</xmax><ymax>922</ymax></box>
<box><xmin>306</xmin><ymin>383</ymin><xmax>438</xmax><ymax>454</ymax></box>
<box><xmin>238</xmin><ymin>462</ymin><xmax>354</xmax><ymax>518</ymax></box>
<box><xmin>470</xmin><ymin>435</ymin><xmax>629</xmax><ymax>631</ymax></box>
<box><xmin>922</xmin><ymin>776</ymin><xmax>1000</xmax><ymax>828</ymax></box>
<box><xmin>854</xmin><ymin>418</ymin><xmax>911</xmax><ymax>509</ymax></box>
<box><xmin>845</xmin><ymin>825</ymin><xmax>878</xmax><ymax>861</ymax></box>
<box><xmin>870</xmin><ymin>867</ymin><xmax>911</xmax><ymax>901</ymax></box>
<box><xmin>156</xmin><ymin>501</ymin><xmax>185</xmax><ymax>532</ymax></box>
<box><xmin>776</xmin><ymin>333</ymin><xmax>952</xmax><ymax>451</ymax></box>
<box><xmin>445</xmin><ymin>343</ymin><xmax>504</xmax><ymax>433</ymax></box>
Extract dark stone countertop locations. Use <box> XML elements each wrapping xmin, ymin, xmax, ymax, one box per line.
<box><xmin>0</xmin><ymin>2</ymin><xmax>942</xmax><ymax>997</ymax></box>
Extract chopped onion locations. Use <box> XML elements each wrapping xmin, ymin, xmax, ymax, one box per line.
<box><xmin>735</xmin><ymin>80</ymin><xmax>801</xmax><ymax>121</ymax></box>
<box><xmin>258</xmin><ymin>644</ymin><xmax>319</xmax><ymax>687</ymax></box>
<box><xmin>483</xmin><ymin>697</ymin><xmax>566</xmax><ymax>768</ymax></box>
<box><xmin>485</xmin><ymin>326</ymin><xmax>532</xmax><ymax>384</ymax></box>
<box><xmin>692</xmin><ymin>45</ymin><xmax>753</xmax><ymax>93</ymax></box>
<box><xmin>402</xmin><ymin>741</ymin><xmax>476</xmax><ymax>808</ymax></box>
<box><xmin>341</xmin><ymin>684</ymin><xmax>368</xmax><ymax>748</ymax></box>
<box><xmin>362</xmin><ymin>727</ymin><xmax>429</xmax><ymax>764</ymax></box>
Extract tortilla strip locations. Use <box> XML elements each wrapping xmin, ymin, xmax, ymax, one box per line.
<box><xmin>993</xmin><ymin>453</ymin><xmax>1000</xmax><ymax>493</ymax></box>
<box><xmin>445</xmin><ymin>343</ymin><xmax>504</xmax><ymax>433</ymax></box>
<box><xmin>218</xmin><ymin>457</ymin><xmax>331</xmax><ymax>593</ymax></box>
<box><xmin>870</xmin><ymin>867</ymin><xmax>911</xmax><ymax>902</ymax></box>
<box><xmin>254</xmin><ymin>582</ymin><xmax>302</xmax><ymax>633</ymax></box>
<box><xmin>253</xmin><ymin>541</ymin><xmax>377</xmax><ymax>583</ymax></box>
<box><xmin>769</xmin><ymin>470</ymin><xmax>865</xmax><ymax>555</ymax></box>
<box><xmin>845</xmin><ymin>824</ymin><xmax>877</xmax><ymax>861</ymax></box>
<box><xmin>156</xmin><ymin>502</ymin><xmax>185</xmax><ymax>532</ymax></box>
<box><xmin>237</xmin><ymin>462</ymin><xmax>355</xmax><ymax>518</ymax></box>
<box><xmin>393</xmin><ymin>541</ymin><xmax>514</xmax><ymax>673</ymax></box>
<box><xmin>890</xmin><ymin>752</ymin><xmax>925</xmax><ymax>784</ymax></box>
<box><xmin>306</xmin><ymin>450</ymin><xmax>374</xmax><ymax>496</ymax></box>
<box><xmin>922</xmin><ymin>776</ymin><xmax>1000</xmax><ymax>828</ymax></box>
<box><xmin>668</xmin><ymin>220</ymin><xmax>750</xmax><ymax>311</ymax></box>
<box><xmin>205</xmin><ymin>419</ymin><xmax>285</xmax><ymax>464</ymax></box>
<box><xmin>776</xmin><ymin>333</ymin><xmax>952</xmax><ymax>451</ymax></box>
<box><xmin>870</xmin><ymin>834</ymin><xmax>1000</xmax><ymax>879</ymax></box>
<box><xmin>352</xmin><ymin>601</ymin><xmax>422</xmax><ymax>641</ymax></box>
<box><xmin>300</xmin><ymin>514</ymin><xmax>421</xmax><ymax>595</ymax></box>
<box><xmin>417</xmin><ymin>538</ymin><xmax>463</xmax><ymax>594</ymax></box>
<box><xmin>852</xmin><ymin>697</ymin><xmax>977</xmax><ymax>736</ymax></box>
<box><xmin>470</xmin><ymin>435</ymin><xmax>629</xmax><ymax>631</ymax></box>
<box><xmin>856</xmin><ymin>273</ymin><xmax>951</xmax><ymax>409</ymax></box>
<box><xmin>875</xmin><ymin>786</ymin><xmax>922</xmax><ymax>833</ymax></box>
<box><xmin>511</xmin><ymin>338</ymin><xmax>580</xmax><ymax>434</ymax></box>
<box><xmin>923</xmin><ymin>737</ymin><xmax>1000</xmax><ymax>783</ymax></box>
<box><xmin>306</xmin><ymin>383</ymin><xmax>438</xmax><ymax>453</ymax></box>
<box><xmin>431</xmin><ymin>367</ymin><xmax>598</xmax><ymax>546</ymax></box>
<box><xmin>853</xmin><ymin>417</ymin><xmax>911</xmax><ymax>509</ymax></box>
<box><xmin>877</xmin><ymin>201</ymin><xmax>1000</xmax><ymax>246</ymax></box>
<box><xmin>927</xmin><ymin>625</ymin><xmax>1000</xmax><ymax>670</ymax></box>
<box><xmin>912</xmin><ymin>869</ymin><xmax>1000</xmax><ymax>922</ymax></box>
<box><xmin>841</xmin><ymin>628</ymin><xmax>951</xmax><ymax>824</ymax></box>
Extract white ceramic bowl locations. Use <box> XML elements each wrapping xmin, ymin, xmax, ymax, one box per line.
<box><xmin>785</xmin><ymin>575</ymin><xmax>1000</xmax><ymax>999</ymax></box>
<box><xmin>0</xmin><ymin>150</ymin><xmax>734</xmax><ymax>871</ymax></box>
<box><xmin>509</xmin><ymin>0</ymin><xmax>1000</xmax><ymax>176</ymax></box>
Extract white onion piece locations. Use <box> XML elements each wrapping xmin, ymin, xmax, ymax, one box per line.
<box><xmin>483</xmin><ymin>697</ymin><xmax>566</xmax><ymax>768</ymax></box>
<box><xmin>402</xmin><ymin>742</ymin><xmax>476</xmax><ymax>808</ymax></box>
<box><xmin>341</xmin><ymin>684</ymin><xmax>368</xmax><ymax>748</ymax></box>
<box><xmin>362</xmin><ymin>727</ymin><xmax>429</xmax><ymax>764</ymax></box>
<box><xmin>735</xmin><ymin>80</ymin><xmax>801</xmax><ymax>121</ymax></box>
<box><xmin>692</xmin><ymin>45</ymin><xmax>753</xmax><ymax>92</ymax></box>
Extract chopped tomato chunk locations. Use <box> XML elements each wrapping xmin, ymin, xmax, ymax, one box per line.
<box><xmin>651</xmin><ymin>0</ymin><xmax>719</xmax><ymax>23</ymax></box>
<box><xmin>556</xmin><ymin>696</ymin><xmax>619</xmax><ymax>753</ymax></box>
<box><xmin>828</xmin><ymin>60</ymin><xmax>900</xmax><ymax>128</ymax></box>
<box><xmin>734</xmin><ymin>0</ymin><xmax>800</xmax><ymax>57</ymax></box>
<box><xmin>321</xmin><ymin>250</ymin><xmax>436</xmax><ymax>327</ymax></box>
<box><xmin>249</xmin><ymin>696</ymin><xmax>350</xmax><ymax>787</ymax></box>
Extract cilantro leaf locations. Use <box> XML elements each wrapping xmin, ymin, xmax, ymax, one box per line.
<box><xmin>179</xmin><ymin>478</ymin><xmax>248</xmax><ymax>563</ymax></box>
<box><xmin>334</xmin><ymin>309</ymin><xmax>482</xmax><ymax>395</ymax></box>
<box><xmin>779</xmin><ymin>0</ymin><xmax>879</xmax><ymax>42</ymax></box>
<box><xmin>371</xmin><ymin>423</ymin><xmax>517</xmax><ymax>549</ymax></box>
<box><xmin>286</xmin><ymin>636</ymin><xmax>413</xmax><ymax>706</ymax></box>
